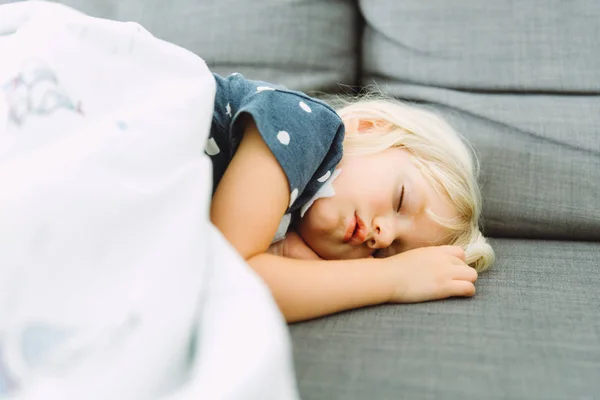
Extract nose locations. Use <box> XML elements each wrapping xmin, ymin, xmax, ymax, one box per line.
<box><xmin>368</xmin><ymin>216</ymin><xmax>395</xmax><ymax>249</ymax></box>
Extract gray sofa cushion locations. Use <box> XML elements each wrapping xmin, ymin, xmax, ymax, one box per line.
<box><xmin>360</xmin><ymin>0</ymin><xmax>600</xmax><ymax>91</ymax></box>
<box><xmin>290</xmin><ymin>239</ymin><xmax>600</xmax><ymax>400</ymax></box>
<box><xmin>51</xmin><ymin>0</ymin><xmax>358</xmax><ymax>91</ymax></box>
<box><xmin>360</xmin><ymin>0</ymin><xmax>600</xmax><ymax>240</ymax></box>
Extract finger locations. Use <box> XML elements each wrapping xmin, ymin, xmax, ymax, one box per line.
<box><xmin>448</xmin><ymin>280</ymin><xmax>476</xmax><ymax>297</ymax></box>
<box><xmin>450</xmin><ymin>255</ymin><xmax>468</xmax><ymax>266</ymax></box>
<box><xmin>439</xmin><ymin>245</ymin><xmax>466</xmax><ymax>262</ymax></box>
<box><xmin>451</xmin><ymin>265</ymin><xmax>478</xmax><ymax>283</ymax></box>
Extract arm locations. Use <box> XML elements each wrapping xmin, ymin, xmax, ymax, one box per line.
<box><xmin>248</xmin><ymin>253</ymin><xmax>393</xmax><ymax>322</ymax></box>
<box><xmin>210</xmin><ymin>116</ymin><xmax>289</xmax><ymax>260</ymax></box>
<box><xmin>251</xmin><ymin>243</ymin><xmax>477</xmax><ymax>322</ymax></box>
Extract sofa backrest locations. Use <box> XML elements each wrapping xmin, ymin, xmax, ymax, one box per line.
<box><xmin>51</xmin><ymin>0</ymin><xmax>358</xmax><ymax>92</ymax></box>
<box><xmin>361</xmin><ymin>0</ymin><xmax>600</xmax><ymax>92</ymax></box>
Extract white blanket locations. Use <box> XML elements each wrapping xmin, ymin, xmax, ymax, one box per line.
<box><xmin>0</xmin><ymin>2</ymin><xmax>298</xmax><ymax>399</ymax></box>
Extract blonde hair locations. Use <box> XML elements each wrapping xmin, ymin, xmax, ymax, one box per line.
<box><xmin>328</xmin><ymin>94</ymin><xmax>495</xmax><ymax>271</ymax></box>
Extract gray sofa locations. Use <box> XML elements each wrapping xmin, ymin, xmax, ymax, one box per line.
<box><xmin>15</xmin><ymin>0</ymin><xmax>600</xmax><ymax>398</ymax></box>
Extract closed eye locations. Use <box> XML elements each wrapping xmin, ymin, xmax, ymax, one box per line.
<box><xmin>396</xmin><ymin>185</ymin><xmax>405</xmax><ymax>212</ymax></box>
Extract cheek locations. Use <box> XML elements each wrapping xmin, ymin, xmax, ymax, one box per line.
<box><xmin>303</xmin><ymin>197</ymin><xmax>338</xmax><ymax>232</ymax></box>
<box><xmin>330</xmin><ymin>171</ymin><xmax>360</xmax><ymax>201</ymax></box>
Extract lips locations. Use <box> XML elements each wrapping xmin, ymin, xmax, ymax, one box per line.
<box><xmin>343</xmin><ymin>213</ymin><xmax>368</xmax><ymax>245</ymax></box>
<box><xmin>343</xmin><ymin>215</ymin><xmax>357</xmax><ymax>243</ymax></box>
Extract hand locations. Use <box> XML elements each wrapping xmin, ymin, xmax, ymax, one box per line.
<box><xmin>266</xmin><ymin>231</ymin><xmax>322</xmax><ymax>260</ymax></box>
<box><xmin>384</xmin><ymin>245</ymin><xmax>478</xmax><ymax>303</ymax></box>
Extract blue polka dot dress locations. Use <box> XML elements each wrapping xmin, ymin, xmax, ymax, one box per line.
<box><xmin>206</xmin><ymin>73</ymin><xmax>345</xmax><ymax>242</ymax></box>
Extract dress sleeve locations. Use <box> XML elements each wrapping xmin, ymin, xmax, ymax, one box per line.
<box><xmin>212</xmin><ymin>73</ymin><xmax>345</xmax><ymax>214</ymax></box>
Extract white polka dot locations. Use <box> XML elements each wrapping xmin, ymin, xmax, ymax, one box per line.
<box><xmin>317</xmin><ymin>170</ymin><xmax>331</xmax><ymax>183</ymax></box>
<box><xmin>204</xmin><ymin>137</ymin><xmax>220</xmax><ymax>156</ymax></box>
<box><xmin>289</xmin><ymin>188</ymin><xmax>299</xmax><ymax>208</ymax></box>
<box><xmin>256</xmin><ymin>86</ymin><xmax>275</xmax><ymax>92</ymax></box>
<box><xmin>299</xmin><ymin>101</ymin><xmax>312</xmax><ymax>113</ymax></box>
<box><xmin>230</xmin><ymin>72</ymin><xmax>240</xmax><ymax>76</ymax></box>
<box><xmin>277</xmin><ymin>130</ymin><xmax>290</xmax><ymax>145</ymax></box>
<box><xmin>226</xmin><ymin>102</ymin><xmax>232</xmax><ymax>117</ymax></box>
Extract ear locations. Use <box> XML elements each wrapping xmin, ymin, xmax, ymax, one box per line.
<box><xmin>357</xmin><ymin>119</ymin><xmax>378</xmax><ymax>132</ymax></box>
<box><xmin>343</xmin><ymin>117</ymin><xmax>393</xmax><ymax>135</ymax></box>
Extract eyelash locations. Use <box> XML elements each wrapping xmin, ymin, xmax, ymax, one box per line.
<box><xmin>396</xmin><ymin>185</ymin><xmax>405</xmax><ymax>213</ymax></box>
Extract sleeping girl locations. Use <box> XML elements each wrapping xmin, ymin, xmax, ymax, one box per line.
<box><xmin>207</xmin><ymin>73</ymin><xmax>495</xmax><ymax>322</ymax></box>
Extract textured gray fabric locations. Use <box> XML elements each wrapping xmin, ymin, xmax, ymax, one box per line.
<box><xmin>42</xmin><ymin>0</ymin><xmax>358</xmax><ymax>91</ymax></box>
<box><xmin>360</xmin><ymin>0</ymin><xmax>600</xmax><ymax>240</ymax></box>
<box><xmin>360</xmin><ymin>0</ymin><xmax>600</xmax><ymax>91</ymax></box>
<box><xmin>290</xmin><ymin>239</ymin><xmax>600</xmax><ymax>400</ymax></box>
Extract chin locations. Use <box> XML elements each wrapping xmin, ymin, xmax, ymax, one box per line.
<box><xmin>303</xmin><ymin>239</ymin><xmax>340</xmax><ymax>260</ymax></box>
<box><xmin>313</xmin><ymin>245</ymin><xmax>366</xmax><ymax>261</ymax></box>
